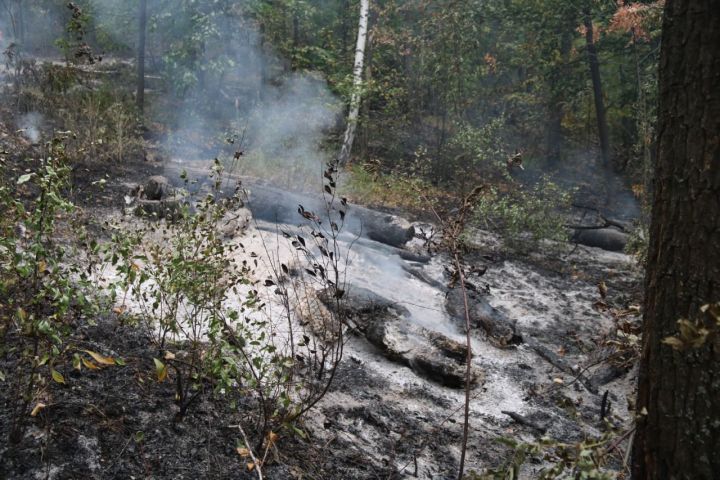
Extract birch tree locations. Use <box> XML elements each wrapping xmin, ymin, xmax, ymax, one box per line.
<box><xmin>337</xmin><ymin>0</ymin><xmax>369</xmax><ymax>165</ymax></box>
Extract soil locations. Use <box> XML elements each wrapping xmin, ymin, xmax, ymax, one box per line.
<box><xmin>0</xmin><ymin>316</ymin><xmax>419</xmax><ymax>479</ymax></box>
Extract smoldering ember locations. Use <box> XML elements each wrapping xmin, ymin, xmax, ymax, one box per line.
<box><xmin>0</xmin><ymin>2</ymin><xmax>718</xmax><ymax>479</ymax></box>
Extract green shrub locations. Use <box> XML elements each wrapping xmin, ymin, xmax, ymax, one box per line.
<box><xmin>0</xmin><ymin>136</ymin><xmax>96</xmax><ymax>443</ymax></box>
<box><xmin>467</xmin><ymin>430</ymin><xmax>625</xmax><ymax>479</ymax></box>
<box><xmin>108</xmin><ymin>160</ymin><xmax>346</xmax><ymax>442</ymax></box>
<box><xmin>475</xmin><ymin>177</ymin><xmax>572</xmax><ymax>253</ymax></box>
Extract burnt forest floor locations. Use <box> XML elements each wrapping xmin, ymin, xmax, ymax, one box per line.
<box><xmin>1</xmin><ymin>106</ymin><xmax>644</xmax><ymax>479</ymax></box>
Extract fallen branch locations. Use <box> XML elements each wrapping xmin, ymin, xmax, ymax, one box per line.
<box><xmin>501</xmin><ymin>410</ymin><xmax>547</xmax><ymax>433</ymax></box>
<box><xmin>526</xmin><ymin>339</ymin><xmax>598</xmax><ymax>394</ymax></box>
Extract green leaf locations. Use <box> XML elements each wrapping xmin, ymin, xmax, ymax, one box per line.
<box><xmin>51</xmin><ymin>368</ymin><xmax>66</xmax><ymax>384</ymax></box>
<box><xmin>17</xmin><ymin>173</ymin><xmax>33</xmax><ymax>185</ymax></box>
<box><xmin>72</xmin><ymin>353</ymin><xmax>82</xmax><ymax>371</ymax></box>
<box><xmin>153</xmin><ymin>358</ymin><xmax>168</xmax><ymax>382</ymax></box>
<box><xmin>0</xmin><ymin>370</ymin><xmax>5</xmax><ymax>382</ymax></box>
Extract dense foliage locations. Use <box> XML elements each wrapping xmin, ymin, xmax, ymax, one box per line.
<box><xmin>249</xmin><ymin>1</ymin><xmax>662</xmax><ymax>190</ymax></box>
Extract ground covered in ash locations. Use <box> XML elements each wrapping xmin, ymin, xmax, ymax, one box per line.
<box><xmin>1</xmin><ymin>111</ymin><xmax>644</xmax><ymax>478</ymax></box>
<box><xmin>0</xmin><ymin>316</ymin><xmax>417</xmax><ymax>479</ymax></box>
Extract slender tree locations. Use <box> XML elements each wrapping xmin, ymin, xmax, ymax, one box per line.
<box><xmin>337</xmin><ymin>0</ymin><xmax>369</xmax><ymax>165</ymax></box>
<box><xmin>632</xmin><ymin>0</ymin><xmax>720</xmax><ymax>477</ymax></box>
<box><xmin>583</xmin><ymin>6</ymin><xmax>611</xmax><ymax>168</ymax></box>
<box><xmin>136</xmin><ymin>0</ymin><xmax>148</xmax><ymax>114</ymax></box>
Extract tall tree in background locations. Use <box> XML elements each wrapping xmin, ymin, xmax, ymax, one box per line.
<box><xmin>2</xmin><ymin>0</ymin><xmax>25</xmax><ymax>44</ymax></box>
<box><xmin>136</xmin><ymin>0</ymin><xmax>147</xmax><ymax>114</ymax></box>
<box><xmin>337</xmin><ymin>0</ymin><xmax>369</xmax><ymax>165</ymax></box>
<box><xmin>583</xmin><ymin>5</ymin><xmax>611</xmax><ymax>168</ymax></box>
<box><xmin>632</xmin><ymin>0</ymin><xmax>720</xmax><ymax>477</ymax></box>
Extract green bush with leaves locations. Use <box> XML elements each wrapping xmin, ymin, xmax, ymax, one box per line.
<box><xmin>0</xmin><ymin>137</ymin><xmax>95</xmax><ymax>443</ymax></box>
<box><xmin>108</xmin><ymin>159</ymin><xmax>346</xmax><ymax>446</ymax></box>
<box><xmin>475</xmin><ymin>177</ymin><xmax>572</xmax><ymax>253</ymax></box>
<box><xmin>468</xmin><ymin>430</ymin><xmax>626</xmax><ymax>480</ymax></box>
<box><xmin>448</xmin><ymin>118</ymin><xmax>510</xmax><ymax>180</ymax></box>
<box><xmin>108</xmin><ymin>161</ymin><xmax>250</xmax><ymax>419</ymax></box>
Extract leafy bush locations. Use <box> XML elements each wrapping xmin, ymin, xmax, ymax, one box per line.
<box><xmin>108</xmin><ymin>160</ymin><xmax>346</xmax><ymax>446</ymax></box>
<box><xmin>449</xmin><ymin>118</ymin><xmax>509</xmax><ymax>176</ymax></box>
<box><xmin>474</xmin><ymin>177</ymin><xmax>572</xmax><ymax>252</ymax></box>
<box><xmin>625</xmin><ymin>222</ymin><xmax>648</xmax><ymax>265</ymax></box>
<box><xmin>468</xmin><ymin>430</ymin><xmax>626</xmax><ymax>479</ymax></box>
<box><xmin>344</xmin><ymin>162</ymin><xmax>443</xmax><ymax>212</ymax></box>
<box><xmin>0</xmin><ymin>137</ymin><xmax>96</xmax><ymax>443</ymax></box>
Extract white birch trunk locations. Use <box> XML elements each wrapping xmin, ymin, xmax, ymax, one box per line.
<box><xmin>337</xmin><ymin>0</ymin><xmax>369</xmax><ymax>165</ymax></box>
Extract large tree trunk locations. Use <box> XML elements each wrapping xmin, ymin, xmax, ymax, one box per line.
<box><xmin>583</xmin><ymin>8</ymin><xmax>611</xmax><ymax>168</ymax></box>
<box><xmin>337</xmin><ymin>0</ymin><xmax>370</xmax><ymax>165</ymax></box>
<box><xmin>136</xmin><ymin>0</ymin><xmax>148</xmax><ymax>114</ymax></box>
<box><xmin>632</xmin><ymin>1</ymin><xmax>720</xmax><ymax>478</ymax></box>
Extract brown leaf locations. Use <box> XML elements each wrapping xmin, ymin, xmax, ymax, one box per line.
<box><xmin>31</xmin><ymin>403</ymin><xmax>47</xmax><ymax>417</ymax></box>
<box><xmin>598</xmin><ymin>280</ymin><xmax>608</xmax><ymax>299</ymax></box>
<box><xmin>82</xmin><ymin>357</ymin><xmax>100</xmax><ymax>370</ymax></box>
<box><xmin>83</xmin><ymin>350</ymin><xmax>115</xmax><ymax>366</ymax></box>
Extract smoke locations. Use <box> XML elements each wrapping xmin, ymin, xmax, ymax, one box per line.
<box><xmin>88</xmin><ymin>0</ymin><xmax>341</xmax><ymax>190</ymax></box>
<box><xmin>166</xmin><ymin>22</ymin><xmax>340</xmax><ymax>190</ymax></box>
<box><xmin>18</xmin><ymin>112</ymin><xmax>43</xmax><ymax>144</ymax></box>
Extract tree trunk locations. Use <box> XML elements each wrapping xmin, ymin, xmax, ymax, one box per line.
<box><xmin>292</xmin><ymin>1</ymin><xmax>300</xmax><ymax>69</ymax></box>
<box><xmin>136</xmin><ymin>0</ymin><xmax>148</xmax><ymax>114</ymax></box>
<box><xmin>632</xmin><ymin>1</ymin><xmax>720</xmax><ymax>478</ymax></box>
<box><xmin>359</xmin><ymin>28</ymin><xmax>374</xmax><ymax>160</ymax></box>
<box><xmin>546</xmin><ymin>28</ymin><xmax>573</xmax><ymax>163</ymax></box>
<box><xmin>583</xmin><ymin>8</ymin><xmax>611</xmax><ymax>168</ymax></box>
<box><xmin>16</xmin><ymin>0</ymin><xmax>25</xmax><ymax>45</ymax></box>
<box><xmin>337</xmin><ymin>0</ymin><xmax>370</xmax><ymax>165</ymax></box>
<box><xmin>632</xmin><ymin>27</ymin><xmax>652</xmax><ymax>206</ymax></box>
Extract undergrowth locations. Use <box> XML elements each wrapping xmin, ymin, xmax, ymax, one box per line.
<box><xmin>0</xmin><ymin>136</ymin><xmax>102</xmax><ymax>443</ymax></box>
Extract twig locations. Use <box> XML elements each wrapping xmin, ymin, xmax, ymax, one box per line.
<box><xmin>600</xmin><ymin>390</ymin><xmax>610</xmax><ymax>421</ymax></box>
<box><xmin>232</xmin><ymin>424</ymin><xmax>264</xmax><ymax>480</ymax></box>
<box><xmin>405</xmin><ymin>183</ymin><xmax>482</xmax><ymax>480</ymax></box>
<box><xmin>454</xmin><ymin>249</ymin><xmax>473</xmax><ymax>480</ymax></box>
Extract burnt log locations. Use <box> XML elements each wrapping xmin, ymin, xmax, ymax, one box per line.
<box><xmin>134</xmin><ymin>196</ymin><xmax>183</xmax><ymax>220</ymax></box>
<box><xmin>446</xmin><ymin>288</ymin><xmax>521</xmax><ymax>347</ymax></box>
<box><xmin>571</xmin><ymin>228</ymin><xmax>628</xmax><ymax>252</ymax></box>
<box><xmin>244</xmin><ymin>183</ymin><xmax>415</xmax><ymax>248</ymax></box>
<box><xmin>316</xmin><ymin>285</ymin><xmax>479</xmax><ymax>388</ymax></box>
<box><xmin>143</xmin><ymin>175</ymin><xmax>172</xmax><ymax>200</ymax></box>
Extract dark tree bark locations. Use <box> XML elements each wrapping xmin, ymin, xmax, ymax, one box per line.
<box><xmin>136</xmin><ymin>0</ymin><xmax>148</xmax><ymax>114</ymax></box>
<box><xmin>632</xmin><ymin>1</ymin><xmax>720</xmax><ymax>478</ymax></box>
<box><xmin>583</xmin><ymin>8</ymin><xmax>611</xmax><ymax>168</ymax></box>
